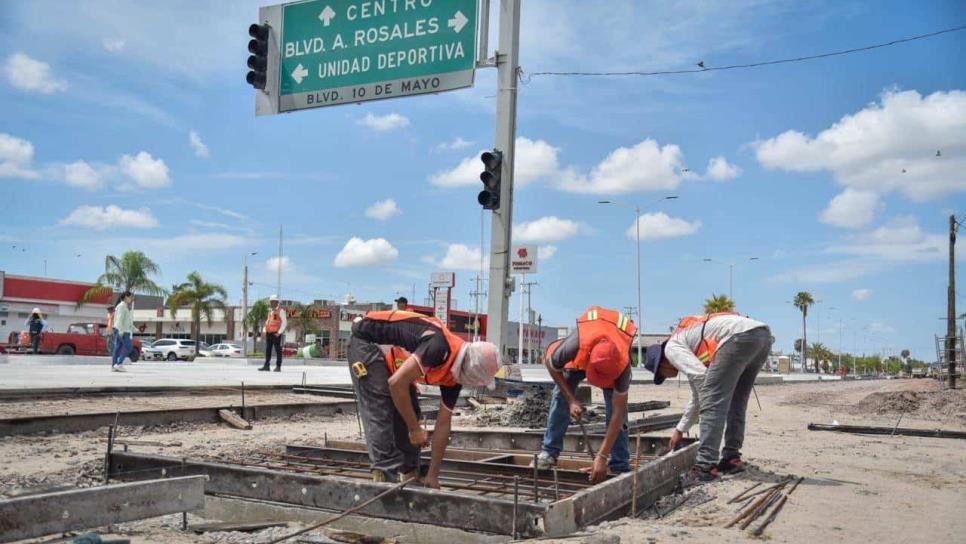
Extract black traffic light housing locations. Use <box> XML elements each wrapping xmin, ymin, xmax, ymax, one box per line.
<box><xmin>247</xmin><ymin>23</ymin><xmax>270</xmax><ymax>90</ymax></box>
<box><xmin>478</xmin><ymin>150</ymin><xmax>503</xmax><ymax>210</ymax></box>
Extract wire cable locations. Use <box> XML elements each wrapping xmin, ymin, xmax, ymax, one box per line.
<box><xmin>523</xmin><ymin>24</ymin><xmax>966</xmax><ymax>80</ymax></box>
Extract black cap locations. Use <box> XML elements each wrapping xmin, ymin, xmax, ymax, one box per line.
<box><xmin>394</xmin><ymin>296</ymin><xmax>408</xmax><ymax>305</ymax></box>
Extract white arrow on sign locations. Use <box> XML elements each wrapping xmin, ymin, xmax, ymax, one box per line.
<box><xmin>448</xmin><ymin>10</ymin><xmax>468</xmax><ymax>33</ymax></box>
<box><xmin>291</xmin><ymin>64</ymin><xmax>309</xmax><ymax>84</ymax></box>
<box><xmin>319</xmin><ymin>5</ymin><xmax>336</xmax><ymax>26</ymax></box>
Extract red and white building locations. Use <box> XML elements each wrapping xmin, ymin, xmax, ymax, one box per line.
<box><xmin>0</xmin><ymin>271</ymin><xmax>112</xmax><ymax>342</ymax></box>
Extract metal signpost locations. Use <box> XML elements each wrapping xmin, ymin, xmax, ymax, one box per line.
<box><xmin>431</xmin><ymin>272</ymin><xmax>455</xmax><ymax>327</ymax></box>
<box><xmin>255</xmin><ymin>0</ymin><xmax>479</xmax><ymax>114</ymax></box>
<box><xmin>511</xmin><ymin>245</ymin><xmax>537</xmax><ymax>364</ymax></box>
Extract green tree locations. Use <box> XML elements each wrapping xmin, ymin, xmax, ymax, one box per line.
<box><xmin>810</xmin><ymin>342</ymin><xmax>834</xmax><ymax>372</ymax></box>
<box><xmin>167</xmin><ymin>272</ymin><xmax>228</xmax><ymax>356</ymax></box>
<box><xmin>246</xmin><ymin>299</ymin><xmax>270</xmax><ymax>343</ymax></box>
<box><xmin>289</xmin><ymin>302</ymin><xmax>323</xmax><ymax>343</ymax></box>
<box><xmin>703</xmin><ymin>293</ymin><xmax>736</xmax><ymax>314</ymax></box>
<box><xmin>77</xmin><ymin>251</ymin><xmax>167</xmax><ymax>308</ymax></box>
<box><xmin>793</xmin><ymin>291</ymin><xmax>815</xmax><ymax>372</ymax></box>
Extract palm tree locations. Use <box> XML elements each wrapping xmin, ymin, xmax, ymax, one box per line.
<box><xmin>703</xmin><ymin>293</ymin><xmax>736</xmax><ymax>314</ymax></box>
<box><xmin>793</xmin><ymin>291</ymin><xmax>815</xmax><ymax>372</ymax></box>
<box><xmin>167</xmin><ymin>272</ymin><xmax>228</xmax><ymax>356</ymax></box>
<box><xmin>289</xmin><ymin>302</ymin><xmax>323</xmax><ymax>343</ymax></box>
<box><xmin>77</xmin><ymin>251</ymin><xmax>166</xmax><ymax>308</ymax></box>
<box><xmin>246</xmin><ymin>299</ymin><xmax>270</xmax><ymax>345</ymax></box>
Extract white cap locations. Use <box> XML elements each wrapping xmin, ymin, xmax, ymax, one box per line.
<box><xmin>269</xmin><ymin>294</ymin><xmax>279</xmax><ymax>302</ymax></box>
<box><xmin>31</xmin><ymin>307</ymin><xmax>41</xmax><ymax>314</ymax></box>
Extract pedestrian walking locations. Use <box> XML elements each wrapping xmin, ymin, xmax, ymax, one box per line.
<box><xmin>644</xmin><ymin>312</ymin><xmax>772</xmax><ymax>487</ymax></box>
<box><xmin>259</xmin><ymin>295</ymin><xmax>287</xmax><ymax>372</ymax></box>
<box><xmin>105</xmin><ymin>306</ymin><xmax>117</xmax><ymax>357</ymax></box>
<box><xmin>111</xmin><ymin>292</ymin><xmax>135</xmax><ymax>372</ymax></box>
<box><xmin>24</xmin><ymin>308</ymin><xmax>48</xmax><ymax>354</ymax></box>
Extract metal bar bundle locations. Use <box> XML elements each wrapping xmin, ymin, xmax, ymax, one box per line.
<box><xmin>808</xmin><ymin>423</ymin><xmax>966</xmax><ymax>440</ymax></box>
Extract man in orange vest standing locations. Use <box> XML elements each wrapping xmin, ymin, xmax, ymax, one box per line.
<box><xmin>259</xmin><ymin>295</ymin><xmax>287</xmax><ymax>372</ymax></box>
<box><xmin>644</xmin><ymin>312</ymin><xmax>771</xmax><ymax>486</ymax></box>
<box><xmin>348</xmin><ymin>309</ymin><xmax>499</xmax><ymax>488</ymax></box>
<box><xmin>535</xmin><ymin>306</ymin><xmax>635</xmax><ymax>483</ymax></box>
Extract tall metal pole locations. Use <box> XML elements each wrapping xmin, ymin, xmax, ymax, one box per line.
<box><xmin>948</xmin><ymin>214</ymin><xmax>957</xmax><ymax>389</ymax></box>
<box><xmin>243</xmin><ymin>254</ymin><xmax>249</xmax><ymax>355</ymax></box>
<box><xmin>635</xmin><ymin>206</ymin><xmax>642</xmax><ymax>366</ymax></box>
<box><xmin>485</xmin><ymin>0</ymin><xmax>520</xmax><ymax>361</ymax></box>
<box><xmin>518</xmin><ymin>272</ymin><xmax>525</xmax><ymax>364</ymax></box>
<box><xmin>277</xmin><ymin>225</ymin><xmax>283</xmax><ymax>299</ymax></box>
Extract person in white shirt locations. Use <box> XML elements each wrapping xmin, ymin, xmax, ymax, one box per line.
<box><xmin>259</xmin><ymin>295</ymin><xmax>287</xmax><ymax>372</ymax></box>
<box><xmin>644</xmin><ymin>312</ymin><xmax>771</xmax><ymax>486</ymax></box>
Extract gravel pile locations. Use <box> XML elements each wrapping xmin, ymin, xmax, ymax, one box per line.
<box><xmin>473</xmin><ymin>388</ymin><xmax>606</xmax><ymax>427</ymax></box>
<box><xmin>852</xmin><ymin>388</ymin><xmax>966</xmax><ymax>422</ymax></box>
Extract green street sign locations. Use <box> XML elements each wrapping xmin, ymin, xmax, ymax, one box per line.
<box><xmin>258</xmin><ymin>0</ymin><xmax>478</xmax><ymax>114</ymax></box>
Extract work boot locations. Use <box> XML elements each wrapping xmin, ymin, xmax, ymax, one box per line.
<box><xmin>258</xmin><ymin>365</ymin><xmax>269</xmax><ymax>371</ymax></box>
<box><xmin>681</xmin><ymin>465</ymin><xmax>719</xmax><ymax>488</ymax></box>
<box><xmin>399</xmin><ymin>469</ymin><xmax>421</xmax><ymax>484</ymax></box>
<box><xmin>274</xmin><ymin>366</ymin><xmax>281</xmax><ymax>372</ymax></box>
<box><xmin>717</xmin><ymin>456</ymin><xmax>746</xmax><ymax>475</ymax></box>
<box><xmin>533</xmin><ymin>450</ymin><xmax>556</xmax><ymax>470</ymax></box>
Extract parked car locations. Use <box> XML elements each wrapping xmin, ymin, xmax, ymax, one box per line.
<box><xmin>150</xmin><ymin>339</ymin><xmax>198</xmax><ymax>361</ymax></box>
<box><xmin>18</xmin><ymin>322</ymin><xmax>142</xmax><ymax>360</ymax></box>
<box><xmin>209</xmin><ymin>343</ymin><xmax>244</xmax><ymax>358</ymax></box>
<box><xmin>196</xmin><ymin>342</ymin><xmax>214</xmax><ymax>357</ymax></box>
<box><xmin>141</xmin><ymin>340</ymin><xmax>165</xmax><ymax>361</ymax></box>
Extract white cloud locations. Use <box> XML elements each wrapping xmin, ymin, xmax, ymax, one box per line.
<box><xmin>515</xmin><ymin>216</ymin><xmax>581</xmax><ymax>243</ymax></box>
<box><xmin>434</xmin><ymin>137</ymin><xmax>474</xmax><ymax>153</ymax></box>
<box><xmin>769</xmin><ymin>260</ymin><xmax>881</xmax><ymax>284</ymax></box>
<box><xmin>429</xmin><ymin>137</ymin><xmax>559</xmax><ymax>187</ymax></box>
<box><xmin>705</xmin><ymin>156</ymin><xmax>741</xmax><ymax>181</ymax></box>
<box><xmin>538</xmin><ymin>245</ymin><xmax>558</xmax><ymax>260</ymax></box>
<box><xmin>3</xmin><ymin>52</ymin><xmax>67</xmax><ymax>94</ymax></box>
<box><xmin>334</xmin><ymin>237</ymin><xmax>399</xmax><ymax>267</ymax></box>
<box><xmin>365</xmin><ymin>198</ymin><xmax>402</xmax><ymax>221</ymax></box>
<box><xmin>0</xmin><ymin>133</ymin><xmax>39</xmax><ymax>179</ymax></box>
<box><xmin>189</xmin><ymin>130</ymin><xmax>209</xmax><ymax>159</ymax></box>
<box><xmin>266</xmin><ymin>256</ymin><xmax>294</xmax><ymax>273</ymax></box>
<box><xmin>426</xmin><ymin>244</ymin><xmax>488</xmax><ymax>271</ymax></box>
<box><xmin>59</xmin><ymin>205</ymin><xmax>159</xmax><ymax>230</ymax></box>
<box><xmin>820</xmin><ymin>189</ymin><xmax>880</xmax><ymax>229</ymax></box>
<box><xmin>62</xmin><ymin>160</ymin><xmax>103</xmax><ymax>189</ymax></box>
<box><xmin>558</xmin><ymin>139</ymin><xmax>685</xmax><ymax>194</ymax></box>
<box><xmin>754</xmin><ymin>89</ymin><xmax>966</xmax><ymax>201</ymax></box>
<box><xmin>102</xmin><ymin>39</ymin><xmax>126</xmax><ymax>52</ymax></box>
<box><xmin>851</xmin><ymin>288</ymin><xmax>871</xmax><ymax>301</ymax></box>
<box><xmin>830</xmin><ymin>216</ymin><xmax>945</xmax><ymax>262</ymax></box>
<box><xmin>118</xmin><ymin>151</ymin><xmax>171</xmax><ymax>189</ymax></box>
<box><xmin>626</xmin><ymin>212</ymin><xmax>701</xmax><ymax>240</ymax></box>
<box><xmin>358</xmin><ymin>112</ymin><xmax>409</xmax><ymax>132</ymax></box>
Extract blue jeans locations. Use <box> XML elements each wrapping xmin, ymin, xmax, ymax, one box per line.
<box><xmin>540</xmin><ymin>371</ymin><xmax>630</xmax><ymax>472</ymax></box>
<box><xmin>107</xmin><ymin>328</ymin><xmax>118</xmax><ymax>357</ymax></box>
<box><xmin>112</xmin><ymin>332</ymin><xmax>132</xmax><ymax>366</ymax></box>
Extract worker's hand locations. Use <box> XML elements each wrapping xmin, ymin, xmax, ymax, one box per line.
<box><xmin>569</xmin><ymin>401</ymin><xmax>584</xmax><ymax>422</ymax></box>
<box><xmin>408</xmin><ymin>427</ymin><xmax>429</xmax><ymax>448</ymax></box>
<box><xmin>668</xmin><ymin>429</ymin><xmax>683</xmax><ymax>451</ymax></box>
<box><xmin>423</xmin><ymin>476</ymin><xmax>440</xmax><ymax>490</ymax></box>
<box><xmin>588</xmin><ymin>454</ymin><xmax>608</xmax><ymax>484</ymax></box>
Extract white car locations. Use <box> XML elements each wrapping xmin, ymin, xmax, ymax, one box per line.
<box><xmin>151</xmin><ymin>339</ymin><xmax>199</xmax><ymax>361</ymax></box>
<box><xmin>209</xmin><ymin>343</ymin><xmax>244</xmax><ymax>358</ymax></box>
<box><xmin>196</xmin><ymin>342</ymin><xmax>215</xmax><ymax>357</ymax></box>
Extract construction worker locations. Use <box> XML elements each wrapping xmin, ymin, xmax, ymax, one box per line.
<box><xmin>259</xmin><ymin>295</ymin><xmax>286</xmax><ymax>372</ymax></box>
<box><xmin>644</xmin><ymin>312</ymin><xmax>771</xmax><ymax>486</ymax></box>
<box><xmin>535</xmin><ymin>306</ymin><xmax>635</xmax><ymax>483</ymax></box>
<box><xmin>24</xmin><ymin>308</ymin><xmax>48</xmax><ymax>354</ymax></box>
<box><xmin>348</xmin><ymin>309</ymin><xmax>499</xmax><ymax>488</ymax></box>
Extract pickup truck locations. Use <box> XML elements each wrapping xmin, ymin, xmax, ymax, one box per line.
<box><xmin>18</xmin><ymin>322</ymin><xmax>142</xmax><ymax>361</ymax></box>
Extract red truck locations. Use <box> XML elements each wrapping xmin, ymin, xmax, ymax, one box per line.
<box><xmin>18</xmin><ymin>322</ymin><xmax>142</xmax><ymax>361</ymax></box>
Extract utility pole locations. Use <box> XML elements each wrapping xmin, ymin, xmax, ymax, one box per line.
<box><xmin>277</xmin><ymin>225</ymin><xmax>283</xmax><ymax>299</ymax></box>
<box><xmin>485</xmin><ymin>0</ymin><xmax>520</xmax><ymax>362</ymax></box>
<box><xmin>523</xmin><ymin>280</ymin><xmax>538</xmax><ymax>363</ymax></box>
<box><xmin>948</xmin><ymin>214</ymin><xmax>958</xmax><ymax>389</ymax></box>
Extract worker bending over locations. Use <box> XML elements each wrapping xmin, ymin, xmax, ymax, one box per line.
<box><xmin>348</xmin><ymin>310</ymin><xmax>499</xmax><ymax>488</ymax></box>
<box><xmin>536</xmin><ymin>306</ymin><xmax>634</xmax><ymax>483</ymax></box>
<box><xmin>644</xmin><ymin>312</ymin><xmax>771</xmax><ymax>486</ymax></box>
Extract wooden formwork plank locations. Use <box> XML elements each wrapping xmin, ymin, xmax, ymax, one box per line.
<box><xmin>0</xmin><ymin>476</ymin><xmax>205</xmax><ymax>543</ymax></box>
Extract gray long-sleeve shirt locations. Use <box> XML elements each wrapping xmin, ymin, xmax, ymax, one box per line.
<box><xmin>114</xmin><ymin>301</ymin><xmax>134</xmax><ymax>334</ymax></box>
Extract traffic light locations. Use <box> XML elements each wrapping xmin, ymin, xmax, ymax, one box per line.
<box><xmin>478</xmin><ymin>150</ymin><xmax>503</xmax><ymax>210</ymax></box>
<box><xmin>247</xmin><ymin>23</ymin><xmax>270</xmax><ymax>90</ymax></box>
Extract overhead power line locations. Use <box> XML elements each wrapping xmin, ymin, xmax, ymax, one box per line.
<box><xmin>524</xmin><ymin>24</ymin><xmax>966</xmax><ymax>79</ymax></box>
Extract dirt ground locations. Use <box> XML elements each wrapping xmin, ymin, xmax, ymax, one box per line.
<box><xmin>2</xmin><ymin>378</ymin><xmax>965</xmax><ymax>543</ymax></box>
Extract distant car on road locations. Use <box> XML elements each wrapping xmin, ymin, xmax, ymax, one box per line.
<box><xmin>196</xmin><ymin>342</ymin><xmax>215</xmax><ymax>357</ymax></box>
<box><xmin>150</xmin><ymin>339</ymin><xmax>198</xmax><ymax>361</ymax></box>
<box><xmin>208</xmin><ymin>343</ymin><xmax>244</xmax><ymax>357</ymax></box>
<box><xmin>18</xmin><ymin>322</ymin><xmax>142</xmax><ymax>361</ymax></box>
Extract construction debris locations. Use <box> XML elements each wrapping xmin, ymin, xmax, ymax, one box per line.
<box><xmin>191</xmin><ymin>520</ymin><xmax>288</xmax><ymax>533</ymax></box>
<box><xmin>808</xmin><ymin>422</ymin><xmax>966</xmax><ymax>439</ymax></box>
<box><xmin>218</xmin><ymin>409</ymin><xmax>252</xmax><ymax>430</ymax></box>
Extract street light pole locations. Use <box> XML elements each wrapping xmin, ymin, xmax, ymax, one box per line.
<box><xmin>242</xmin><ymin>251</ymin><xmax>257</xmax><ymax>356</ymax></box>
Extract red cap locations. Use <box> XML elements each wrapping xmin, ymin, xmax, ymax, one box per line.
<box><xmin>586</xmin><ymin>338</ymin><xmax>624</xmax><ymax>389</ymax></box>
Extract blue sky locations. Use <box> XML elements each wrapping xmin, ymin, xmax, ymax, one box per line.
<box><xmin>0</xmin><ymin>0</ymin><xmax>963</xmax><ymax>359</ymax></box>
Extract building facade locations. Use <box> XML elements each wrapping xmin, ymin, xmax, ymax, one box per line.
<box><xmin>0</xmin><ymin>271</ymin><xmax>111</xmax><ymax>343</ymax></box>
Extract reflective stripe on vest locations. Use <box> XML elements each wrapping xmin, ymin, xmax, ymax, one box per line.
<box><xmin>672</xmin><ymin>312</ymin><xmax>738</xmax><ymax>367</ymax></box>
<box><xmin>566</xmin><ymin>306</ymin><xmax>637</xmax><ymax>372</ymax></box>
<box><xmin>363</xmin><ymin>310</ymin><xmax>463</xmax><ymax>387</ymax></box>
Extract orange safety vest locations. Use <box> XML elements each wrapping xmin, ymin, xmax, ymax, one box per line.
<box><xmin>265</xmin><ymin>308</ymin><xmax>283</xmax><ymax>334</ymax></box>
<box><xmin>565</xmin><ymin>306</ymin><xmax>636</xmax><ymax>372</ymax></box>
<box><xmin>363</xmin><ymin>310</ymin><xmax>464</xmax><ymax>387</ymax></box>
<box><xmin>672</xmin><ymin>312</ymin><xmax>738</xmax><ymax>366</ymax></box>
